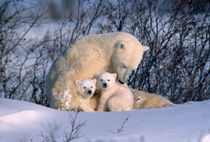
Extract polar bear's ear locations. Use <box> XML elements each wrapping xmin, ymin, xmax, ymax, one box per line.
<box><xmin>119</xmin><ymin>43</ymin><xmax>125</xmax><ymax>49</ymax></box>
<box><xmin>115</xmin><ymin>40</ymin><xmax>126</xmax><ymax>49</ymax></box>
<box><xmin>143</xmin><ymin>46</ymin><xmax>149</xmax><ymax>51</ymax></box>
<box><xmin>136</xmin><ymin>96</ymin><xmax>141</xmax><ymax>103</ymax></box>
<box><xmin>93</xmin><ymin>79</ymin><xmax>97</xmax><ymax>84</ymax></box>
<box><xmin>75</xmin><ymin>80</ymin><xmax>80</xmax><ymax>86</ymax></box>
<box><xmin>94</xmin><ymin>73</ymin><xmax>100</xmax><ymax>78</ymax></box>
<box><xmin>112</xmin><ymin>73</ymin><xmax>117</xmax><ymax>79</ymax></box>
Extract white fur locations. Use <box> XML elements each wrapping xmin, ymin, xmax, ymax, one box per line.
<box><xmin>96</xmin><ymin>72</ymin><xmax>134</xmax><ymax>112</ymax></box>
<box><xmin>130</xmin><ymin>89</ymin><xmax>174</xmax><ymax>109</ymax></box>
<box><xmin>46</xmin><ymin>32</ymin><xmax>149</xmax><ymax>110</ymax></box>
<box><xmin>75</xmin><ymin>79</ymin><xmax>96</xmax><ymax>112</ymax></box>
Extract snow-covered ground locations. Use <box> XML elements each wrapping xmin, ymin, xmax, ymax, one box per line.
<box><xmin>0</xmin><ymin>98</ymin><xmax>210</xmax><ymax>142</ymax></box>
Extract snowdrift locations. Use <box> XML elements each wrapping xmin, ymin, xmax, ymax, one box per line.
<box><xmin>0</xmin><ymin>98</ymin><xmax>210</xmax><ymax>142</ymax></box>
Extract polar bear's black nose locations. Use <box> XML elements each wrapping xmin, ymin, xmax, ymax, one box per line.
<box><xmin>88</xmin><ymin>90</ymin><xmax>92</xmax><ymax>95</ymax></box>
<box><xmin>103</xmin><ymin>83</ymin><xmax>107</xmax><ymax>88</ymax></box>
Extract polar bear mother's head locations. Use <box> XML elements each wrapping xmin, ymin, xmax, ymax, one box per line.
<box><xmin>111</xmin><ymin>38</ymin><xmax>149</xmax><ymax>84</ymax></box>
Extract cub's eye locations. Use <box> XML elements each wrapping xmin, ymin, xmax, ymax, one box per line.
<box><xmin>91</xmin><ymin>86</ymin><xmax>93</xmax><ymax>88</ymax></box>
<box><xmin>100</xmin><ymin>79</ymin><xmax>103</xmax><ymax>81</ymax></box>
<box><xmin>83</xmin><ymin>87</ymin><xmax>86</xmax><ymax>89</ymax></box>
<box><xmin>108</xmin><ymin>79</ymin><xmax>110</xmax><ymax>81</ymax></box>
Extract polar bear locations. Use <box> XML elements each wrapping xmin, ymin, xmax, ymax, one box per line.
<box><xmin>75</xmin><ymin>79</ymin><xmax>96</xmax><ymax>112</ymax></box>
<box><xmin>46</xmin><ymin>32</ymin><xmax>149</xmax><ymax>110</ymax></box>
<box><xmin>131</xmin><ymin>89</ymin><xmax>174</xmax><ymax>109</ymax></box>
<box><xmin>96</xmin><ymin>72</ymin><xmax>134</xmax><ymax>112</ymax></box>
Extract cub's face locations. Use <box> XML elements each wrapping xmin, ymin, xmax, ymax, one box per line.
<box><xmin>95</xmin><ymin>72</ymin><xmax>116</xmax><ymax>90</ymax></box>
<box><xmin>75</xmin><ymin>79</ymin><xmax>96</xmax><ymax>98</ymax></box>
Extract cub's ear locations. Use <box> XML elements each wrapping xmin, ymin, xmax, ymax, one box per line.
<box><xmin>143</xmin><ymin>46</ymin><xmax>149</xmax><ymax>51</ymax></box>
<box><xmin>94</xmin><ymin>73</ymin><xmax>100</xmax><ymax>78</ymax></box>
<box><xmin>112</xmin><ymin>73</ymin><xmax>117</xmax><ymax>78</ymax></box>
<box><xmin>75</xmin><ymin>80</ymin><xmax>80</xmax><ymax>86</ymax></box>
<box><xmin>92</xmin><ymin>79</ymin><xmax>97</xmax><ymax>84</ymax></box>
<box><xmin>136</xmin><ymin>96</ymin><xmax>141</xmax><ymax>103</ymax></box>
<box><xmin>115</xmin><ymin>40</ymin><xmax>126</xmax><ymax>49</ymax></box>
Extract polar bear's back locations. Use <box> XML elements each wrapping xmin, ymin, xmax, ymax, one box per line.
<box><xmin>132</xmin><ymin>89</ymin><xmax>174</xmax><ymax>109</ymax></box>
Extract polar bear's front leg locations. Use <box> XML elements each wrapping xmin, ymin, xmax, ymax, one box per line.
<box><xmin>97</xmin><ymin>93</ymin><xmax>111</xmax><ymax>112</ymax></box>
<box><xmin>80</xmin><ymin>104</ymin><xmax>94</xmax><ymax>112</ymax></box>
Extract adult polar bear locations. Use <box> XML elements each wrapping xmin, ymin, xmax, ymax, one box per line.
<box><xmin>46</xmin><ymin>32</ymin><xmax>149</xmax><ymax>110</ymax></box>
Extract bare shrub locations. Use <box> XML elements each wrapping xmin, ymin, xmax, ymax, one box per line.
<box><xmin>0</xmin><ymin>0</ymin><xmax>45</xmax><ymax>101</ymax></box>
<box><xmin>40</xmin><ymin>111</ymin><xmax>86</xmax><ymax>142</ymax></box>
<box><xmin>101</xmin><ymin>0</ymin><xmax>210</xmax><ymax>103</ymax></box>
<box><xmin>1</xmin><ymin>0</ymin><xmax>209</xmax><ymax>105</ymax></box>
<box><xmin>109</xmin><ymin>116</ymin><xmax>129</xmax><ymax>134</ymax></box>
<box><xmin>0</xmin><ymin>0</ymin><xmax>104</xmax><ymax>105</ymax></box>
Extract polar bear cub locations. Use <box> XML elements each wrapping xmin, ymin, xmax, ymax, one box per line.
<box><xmin>96</xmin><ymin>72</ymin><xmax>134</xmax><ymax>112</ymax></box>
<box><xmin>132</xmin><ymin>89</ymin><xmax>174</xmax><ymax>109</ymax></box>
<box><xmin>75</xmin><ymin>79</ymin><xmax>96</xmax><ymax>112</ymax></box>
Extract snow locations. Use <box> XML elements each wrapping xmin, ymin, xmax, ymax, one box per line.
<box><xmin>26</xmin><ymin>22</ymin><xmax>60</xmax><ymax>39</ymax></box>
<box><xmin>0</xmin><ymin>98</ymin><xmax>210</xmax><ymax>142</ymax></box>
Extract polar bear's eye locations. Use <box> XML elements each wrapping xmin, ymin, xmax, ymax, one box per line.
<box><xmin>122</xmin><ymin>64</ymin><xmax>127</xmax><ymax>69</ymax></box>
<box><xmin>91</xmin><ymin>86</ymin><xmax>93</xmax><ymax>88</ymax></box>
<box><xmin>83</xmin><ymin>87</ymin><xmax>86</xmax><ymax>89</ymax></box>
<box><xmin>100</xmin><ymin>79</ymin><xmax>103</xmax><ymax>82</ymax></box>
<box><xmin>108</xmin><ymin>79</ymin><xmax>110</xmax><ymax>81</ymax></box>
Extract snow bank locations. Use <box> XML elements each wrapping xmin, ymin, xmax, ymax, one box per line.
<box><xmin>0</xmin><ymin>98</ymin><xmax>210</xmax><ymax>142</ymax></box>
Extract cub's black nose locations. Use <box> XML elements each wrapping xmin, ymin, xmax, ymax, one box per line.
<box><xmin>103</xmin><ymin>83</ymin><xmax>107</xmax><ymax>88</ymax></box>
<box><xmin>88</xmin><ymin>90</ymin><xmax>92</xmax><ymax>95</ymax></box>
